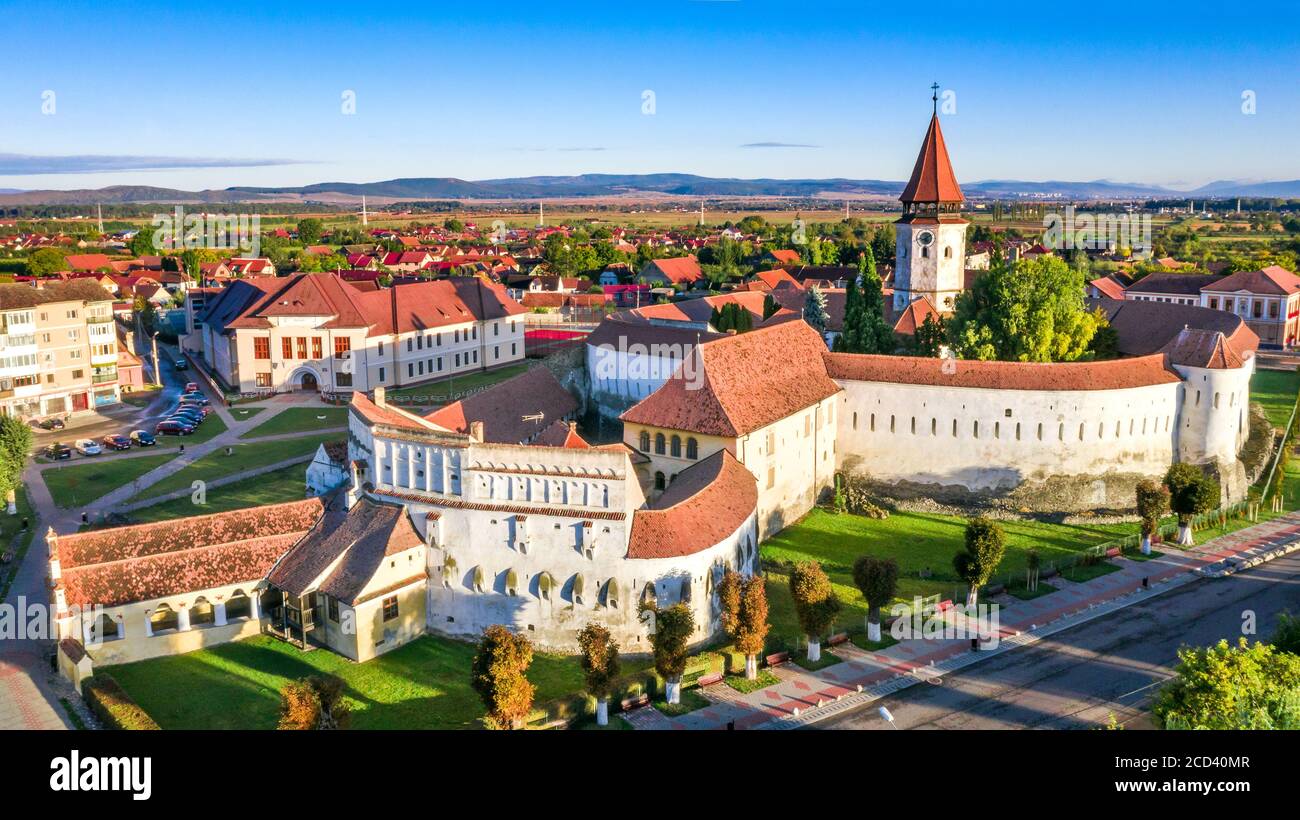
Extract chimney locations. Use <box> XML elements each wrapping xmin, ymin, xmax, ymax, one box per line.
<box><xmin>374</xmin><ymin>386</ymin><xmax>386</xmax><ymax>407</ymax></box>
<box><xmin>470</xmin><ymin>421</ymin><xmax>485</xmax><ymax>442</ymax></box>
<box><xmin>567</xmin><ymin>420</ymin><xmax>578</xmax><ymax>434</ymax></box>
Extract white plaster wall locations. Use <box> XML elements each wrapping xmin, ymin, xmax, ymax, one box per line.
<box><xmin>1173</xmin><ymin>360</ymin><xmax>1255</xmax><ymax>465</ymax></box>
<box><xmin>835</xmin><ymin>379</ymin><xmax>1181</xmax><ymax>491</ymax></box>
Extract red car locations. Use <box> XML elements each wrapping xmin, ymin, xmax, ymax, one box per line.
<box><xmin>184</xmin><ymin>382</ymin><xmax>199</xmax><ymax>394</ymax></box>
<box><xmin>155</xmin><ymin>419</ymin><xmax>194</xmax><ymax>435</ymax></box>
<box><xmin>101</xmin><ymin>434</ymin><xmax>131</xmax><ymax>451</ymax></box>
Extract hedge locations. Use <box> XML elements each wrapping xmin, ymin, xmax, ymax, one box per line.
<box><xmin>83</xmin><ymin>674</ymin><xmax>161</xmax><ymax>730</ymax></box>
<box><xmin>527</xmin><ymin>651</ymin><xmax>728</xmax><ymax>728</ymax></box>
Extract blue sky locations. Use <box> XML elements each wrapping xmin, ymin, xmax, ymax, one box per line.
<box><xmin>2</xmin><ymin>0</ymin><xmax>1298</xmax><ymax>191</ymax></box>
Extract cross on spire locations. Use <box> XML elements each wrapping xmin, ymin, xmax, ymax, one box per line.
<box><xmin>931</xmin><ymin>82</ymin><xmax>939</xmax><ymax>114</ymax></box>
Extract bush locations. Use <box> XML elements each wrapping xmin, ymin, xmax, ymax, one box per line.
<box><xmin>83</xmin><ymin>674</ymin><xmax>160</xmax><ymax>730</ymax></box>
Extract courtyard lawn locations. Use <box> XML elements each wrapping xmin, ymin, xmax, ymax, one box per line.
<box><xmin>104</xmin><ymin>634</ymin><xmax>589</xmax><ymax>730</ymax></box>
<box><xmin>40</xmin><ymin>453</ymin><xmax>175</xmax><ymax>509</ymax></box>
<box><xmin>384</xmin><ymin>363</ymin><xmax>530</xmax><ymax>408</ymax></box>
<box><xmin>238</xmin><ymin>407</ymin><xmax>347</xmax><ymax>439</ymax></box>
<box><xmin>130</xmin><ymin>434</ymin><xmax>335</xmax><ymax>502</ymax></box>
<box><xmin>1250</xmin><ymin>368</ymin><xmax>1300</xmax><ymax>430</ymax></box>
<box><xmin>123</xmin><ymin>463</ymin><xmax>309</xmax><ymax>524</ymax></box>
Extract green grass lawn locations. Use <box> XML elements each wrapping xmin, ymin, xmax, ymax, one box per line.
<box><xmin>724</xmin><ymin>669</ymin><xmax>779</xmax><ymax>694</ymax></box>
<box><xmin>1250</xmin><ymin>368</ymin><xmax>1299</xmax><ymax>429</ymax></box>
<box><xmin>153</xmin><ymin>413</ymin><xmax>228</xmax><ymax>447</ymax></box>
<box><xmin>40</xmin><ymin>453</ymin><xmax>175</xmax><ymax>509</ymax></box>
<box><xmin>227</xmin><ymin>406</ymin><xmax>265</xmax><ymax>424</ymax></box>
<box><xmin>239</xmin><ymin>407</ymin><xmax>347</xmax><ymax>439</ymax></box>
<box><xmin>384</xmin><ymin>363</ymin><xmax>530</xmax><ymax>407</ymax></box>
<box><xmin>1059</xmin><ymin>560</ymin><xmax>1123</xmax><ymax>583</ymax></box>
<box><xmin>123</xmin><ymin>463</ymin><xmax>308</xmax><ymax>524</ymax></box>
<box><xmin>105</xmin><ymin>634</ymin><xmax>588</xmax><ymax>730</ymax></box>
<box><xmin>0</xmin><ymin>486</ymin><xmax>36</xmax><ymax>602</ymax></box>
<box><xmin>653</xmin><ymin>689</ymin><xmax>710</xmax><ymax>717</ymax></box>
<box><xmin>130</xmin><ymin>435</ymin><xmax>334</xmax><ymax>501</ymax></box>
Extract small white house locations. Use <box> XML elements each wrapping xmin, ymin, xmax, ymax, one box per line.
<box><xmin>306</xmin><ymin>441</ymin><xmax>349</xmax><ymax>497</ymax></box>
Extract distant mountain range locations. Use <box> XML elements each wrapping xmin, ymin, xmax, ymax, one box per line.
<box><xmin>3</xmin><ymin>174</ymin><xmax>1300</xmax><ymax>205</ymax></box>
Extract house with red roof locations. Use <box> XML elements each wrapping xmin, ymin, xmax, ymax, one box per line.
<box><xmin>639</xmin><ymin>255</ymin><xmax>704</xmax><ymax>287</ymax></box>
<box><xmin>1199</xmin><ymin>265</ymin><xmax>1300</xmax><ymax>347</ymax></box>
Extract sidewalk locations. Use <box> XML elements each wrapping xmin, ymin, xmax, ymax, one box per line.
<box><xmin>632</xmin><ymin>512</ymin><xmax>1300</xmax><ymax>730</ymax></box>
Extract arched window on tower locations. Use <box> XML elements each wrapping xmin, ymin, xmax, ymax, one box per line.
<box><xmin>686</xmin><ymin>438</ymin><xmax>698</xmax><ymax>459</ymax></box>
<box><xmin>639</xmin><ymin>431</ymin><xmax>650</xmax><ymax>452</ymax></box>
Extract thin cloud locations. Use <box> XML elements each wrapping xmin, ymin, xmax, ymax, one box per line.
<box><xmin>0</xmin><ymin>153</ymin><xmax>304</xmax><ymax>175</ymax></box>
<box><xmin>740</xmin><ymin>141</ymin><xmax>820</xmax><ymax>149</ymax></box>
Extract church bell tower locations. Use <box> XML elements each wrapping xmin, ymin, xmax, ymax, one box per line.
<box><xmin>892</xmin><ymin>86</ymin><xmax>967</xmax><ymax>314</ymax></box>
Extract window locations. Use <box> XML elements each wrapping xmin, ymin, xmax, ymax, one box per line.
<box><xmin>378</xmin><ymin>366</ymin><xmax>385</xmax><ymax>382</ymax></box>
<box><xmin>282</xmin><ymin>337</ymin><xmax>293</xmax><ymax>359</ymax></box>
<box><xmin>334</xmin><ymin>337</ymin><xmax>351</xmax><ymax>359</ymax></box>
<box><xmin>336</xmin><ymin>372</ymin><xmax>352</xmax><ymax>387</ymax></box>
<box><xmin>254</xmin><ymin>338</ymin><xmax>270</xmax><ymax>360</ymax></box>
<box><xmin>686</xmin><ymin>437</ymin><xmax>698</xmax><ymax>459</ymax></box>
<box><xmin>327</xmin><ymin>597</ymin><xmax>339</xmax><ymax>622</ymax></box>
<box><xmin>256</xmin><ymin>372</ymin><xmax>272</xmax><ymax>387</ymax></box>
<box><xmin>639</xmin><ymin>431</ymin><xmax>651</xmax><ymax>451</ymax></box>
<box><xmin>654</xmin><ymin>433</ymin><xmax>665</xmax><ymax>454</ymax></box>
<box><xmin>296</xmin><ymin>337</ymin><xmax>307</xmax><ymax>359</ymax></box>
<box><xmin>1270</xmin><ymin>300</ymin><xmax>1280</xmax><ymax>319</ymax></box>
<box><xmin>377</xmin><ymin>340</ymin><xmax>384</xmax><ymax>356</ymax></box>
<box><xmin>382</xmin><ymin>596</ymin><xmax>398</xmax><ymax>621</ymax></box>
<box><xmin>312</xmin><ymin>337</ymin><xmax>322</xmax><ymax>359</ymax></box>
<box><xmin>766</xmin><ymin>466</ymin><xmax>775</xmax><ymax>489</ymax></box>
<box><xmin>670</xmin><ymin>435</ymin><xmax>681</xmax><ymax>457</ymax></box>
<box><xmin>654</xmin><ymin>471</ymin><xmax>666</xmax><ymax>490</ymax></box>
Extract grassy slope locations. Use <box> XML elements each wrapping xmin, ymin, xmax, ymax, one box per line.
<box><xmin>238</xmin><ymin>407</ymin><xmax>347</xmax><ymax>440</ymax></box>
<box><xmin>40</xmin><ymin>454</ymin><xmax>175</xmax><ymax>509</ymax></box>
<box><xmin>123</xmin><ymin>463</ymin><xmax>309</xmax><ymax>524</ymax></box>
<box><xmin>105</xmin><ymin>634</ymin><xmax>587</xmax><ymax>730</ymax></box>
<box><xmin>130</xmin><ymin>435</ymin><xmax>334</xmax><ymax>501</ymax></box>
<box><xmin>1250</xmin><ymin>368</ymin><xmax>1300</xmax><ymax>430</ymax></box>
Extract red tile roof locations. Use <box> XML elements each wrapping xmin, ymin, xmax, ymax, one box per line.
<box><xmin>533</xmin><ymin>420</ymin><xmax>590</xmax><ymax>449</ymax></box>
<box><xmin>424</xmin><ymin>367</ymin><xmax>578</xmax><ymax>445</ymax></box>
<box><xmin>643</xmin><ymin>255</ymin><xmax>703</xmax><ymax>284</ymax></box>
<box><xmin>1200</xmin><ymin>265</ymin><xmax>1300</xmax><ymax>296</ymax></box>
<box><xmin>822</xmin><ymin>351</ymin><xmax>1182</xmax><ymax>391</ymax></box>
<box><xmin>1163</xmin><ymin>328</ymin><xmax>1248</xmax><ymax>369</ymax></box>
<box><xmin>1088</xmin><ymin>274</ymin><xmax>1129</xmax><ymax>300</ymax></box>
<box><xmin>626</xmin><ymin>451</ymin><xmax>756</xmax><ymax>559</ymax></box>
<box><xmin>900</xmin><ymin>114</ymin><xmax>964</xmax><ymax>205</ymax></box>
<box><xmin>351</xmin><ymin>391</ymin><xmax>446</xmax><ymax>433</ymax></box>
<box><xmin>892</xmin><ymin>296</ymin><xmax>940</xmax><ymax>336</ymax></box>
<box><xmin>621</xmin><ymin>320</ymin><xmax>842</xmax><ymax>437</ymax></box>
<box><xmin>55</xmin><ymin>498</ymin><xmax>325</xmax><ymax>608</ymax></box>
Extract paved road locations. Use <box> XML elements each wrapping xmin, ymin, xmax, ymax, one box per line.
<box><xmin>816</xmin><ymin>552</ymin><xmax>1300</xmax><ymax>730</ymax></box>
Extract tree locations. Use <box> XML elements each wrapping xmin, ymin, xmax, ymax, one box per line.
<box><xmin>1273</xmin><ymin>612</ymin><xmax>1300</xmax><ymax>656</ymax></box>
<box><xmin>296</xmin><ymin>218</ymin><xmax>325</xmax><ymax>245</ymax></box>
<box><xmin>443</xmin><ymin>217</ymin><xmax>465</xmax><ymax>233</ymax></box>
<box><xmin>1135</xmin><ymin>479</ymin><xmax>1170</xmax><ymax>555</ymax></box>
<box><xmin>25</xmin><ymin>248</ymin><xmax>67</xmax><ymax>277</ymax></box>
<box><xmin>1153</xmin><ymin>639</ymin><xmax>1300</xmax><ymax>729</ymax></box>
<box><xmin>947</xmin><ymin>255</ymin><xmax>1106</xmax><ymax>362</ymax></box>
<box><xmin>789</xmin><ymin>561</ymin><xmax>840</xmax><ymax>661</ymax></box>
<box><xmin>856</xmin><ymin>247</ymin><xmax>895</xmax><ymax>353</ymax></box>
<box><xmin>851</xmin><ymin>556</ymin><xmax>898</xmax><ymax>644</ymax></box>
<box><xmin>471</xmin><ymin>625</ymin><xmax>536</xmax><ymax>729</ymax></box>
<box><xmin>128</xmin><ymin>228</ymin><xmax>156</xmax><ymax>257</ymax></box>
<box><xmin>718</xmin><ymin>570</ymin><xmax>770</xmax><ymax>679</ymax></box>
<box><xmin>804</xmin><ymin>287</ymin><xmax>829</xmax><ymax>335</ymax></box>
<box><xmin>953</xmin><ymin>517</ymin><xmax>1006</xmax><ymax>607</ymax></box>
<box><xmin>277</xmin><ymin>675</ymin><xmax>351</xmax><ymax>729</ymax></box>
<box><xmin>912</xmin><ymin>313</ymin><xmax>945</xmax><ymax>357</ymax></box>
<box><xmin>0</xmin><ymin>416</ymin><xmax>33</xmax><ymax>515</ymax></box>
<box><xmin>577</xmin><ymin>623</ymin><xmax>620</xmax><ymax>726</ymax></box>
<box><xmin>646</xmin><ymin>602</ymin><xmax>694</xmax><ymax>704</ymax></box>
<box><xmin>1164</xmin><ymin>463</ymin><xmax>1219</xmax><ymax>545</ymax></box>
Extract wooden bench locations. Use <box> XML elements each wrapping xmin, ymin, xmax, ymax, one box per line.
<box><xmin>937</xmin><ymin>599</ymin><xmax>954</xmax><ymax>612</ymax></box>
<box><xmin>620</xmin><ymin>693</ymin><xmax>650</xmax><ymax>711</ymax></box>
<box><xmin>764</xmin><ymin>651</ymin><xmax>790</xmax><ymax>668</ymax></box>
<box><xmin>826</xmin><ymin>632</ymin><xmax>849</xmax><ymax>647</ymax></box>
<box><xmin>1105</xmin><ymin>547</ymin><xmax>1122</xmax><ymax>558</ymax></box>
<box><xmin>696</xmin><ymin>672</ymin><xmax>724</xmax><ymax>688</ymax></box>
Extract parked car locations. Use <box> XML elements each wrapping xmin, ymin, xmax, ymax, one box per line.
<box><xmin>74</xmin><ymin>439</ymin><xmax>102</xmax><ymax>456</ymax></box>
<box><xmin>177</xmin><ymin>402</ymin><xmax>212</xmax><ymax>417</ymax></box>
<box><xmin>38</xmin><ymin>417</ymin><xmax>65</xmax><ymax>431</ymax></box>
<box><xmin>155</xmin><ymin>419</ymin><xmax>194</xmax><ymax>435</ymax></box>
<box><xmin>101</xmin><ymin>434</ymin><xmax>131</xmax><ymax>451</ymax></box>
<box><xmin>184</xmin><ymin>382</ymin><xmax>199</xmax><ymax>394</ymax></box>
<box><xmin>130</xmin><ymin>430</ymin><xmax>156</xmax><ymax>447</ymax></box>
<box><xmin>43</xmin><ymin>443</ymin><xmax>72</xmax><ymax>460</ymax></box>
<box><xmin>179</xmin><ymin>392</ymin><xmax>209</xmax><ymax>406</ymax></box>
<box><xmin>171</xmin><ymin>405</ymin><xmax>205</xmax><ymax>420</ymax></box>
<box><xmin>174</xmin><ymin>358</ymin><xmax>188</xmax><ymax>370</ymax></box>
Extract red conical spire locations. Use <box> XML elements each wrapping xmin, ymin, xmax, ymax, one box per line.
<box><xmin>900</xmin><ymin>113</ymin><xmax>963</xmax><ymax>206</ymax></box>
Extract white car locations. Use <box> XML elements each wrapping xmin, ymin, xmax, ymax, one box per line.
<box><xmin>74</xmin><ymin>439</ymin><xmax>102</xmax><ymax>456</ymax></box>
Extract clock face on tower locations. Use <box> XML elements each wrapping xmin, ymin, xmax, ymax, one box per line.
<box><xmin>916</xmin><ymin>230</ymin><xmax>935</xmax><ymax>247</ymax></box>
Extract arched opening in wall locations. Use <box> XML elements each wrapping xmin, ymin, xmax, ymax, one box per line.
<box><xmin>472</xmin><ymin>566</ymin><xmax>487</xmax><ymax>593</ymax></box>
<box><xmin>654</xmin><ymin>472</ymin><xmax>666</xmax><ymax>491</ymax></box>
<box><xmin>92</xmin><ymin>612</ymin><xmax>119</xmax><ymax>642</ymax></box>
<box><xmin>994</xmin><ymin>422</ymin><xmax>1000</xmax><ymax>439</ymax></box>
<box><xmin>952</xmin><ymin>419</ymin><xmax>958</xmax><ymax>437</ymax></box>
<box><xmin>601</xmin><ymin>578</ymin><xmax>620</xmax><ymax>609</ymax></box>
<box><xmin>639</xmin><ymin>431</ymin><xmax>650</xmax><ymax>452</ymax></box>
<box><xmin>537</xmin><ymin>572</ymin><xmax>555</xmax><ymax>601</ymax></box>
<box><xmin>921</xmin><ymin>247</ymin><xmax>929</xmax><ymax>258</ymax></box>
<box><xmin>931</xmin><ymin>418</ymin><xmax>937</xmax><ymax>435</ymax></box>
<box><xmin>191</xmin><ymin>597</ymin><xmax>215</xmax><ymax>627</ymax></box>
<box><xmin>1036</xmin><ymin>423</ymin><xmax>1042</xmax><ymax>441</ymax></box>
<box><xmin>641</xmin><ymin>582</ymin><xmax>657</xmax><ymax>608</ymax></box>
<box><xmin>654</xmin><ymin>433</ymin><xmax>665</xmax><ymax>454</ymax></box>
<box><xmin>890</xmin><ymin>415</ymin><xmax>896</xmax><ymax>433</ymax></box>
<box><xmin>944</xmin><ymin>246</ymin><xmax>952</xmax><ymax>258</ymax></box>
<box><xmin>870</xmin><ymin>414</ymin><xmax>876</xmax><ymax>432</ymax></box>
<box><xmin>227</xmin><ymin>590</ymin><xmax>252</xmax><ymax>620</ymax></box>
<box><xmin>910</xmin><ymin>417</ymin><xmax>916</xmax><ymax>434</ymax></box>
<box><xmin>1059</xmin><ymin>423</ymin><xmax>1064</xmax><ymax>441</ymax></box>
<box><xmin>1015</xmin><ymin>423</ymin><xmax>1021</xmax><ymax>441</ymax></box>
<box><xmin>1195</xmin><ymin>390</ymin><xmax>1201</xmax><ymax>407</ymax></box>
<box><xmin>441</xmin><ymin>557</ymin><xmax>458</xmax><ymax>589</ymax></box>
<box><xmin>973</xmin><ymin>420</ymin><xmax>979</xmax><ymax>439</ymax></box>
<box><xmin>571</xmin><ymin>573</ymin><xmax>585</xmax><ymax>606</ymax></box>
<box><xmin>150</xmin><ymin>604</ymin><xmax>178</xmax><ymax>635</ymax></box>
<box><xmin>686</xmin><ymin>438</ymin><xmax>698</xmax><ymax>459</ymax></box>
<box><xmin>852</xmin><ymin>412</ymin><xmax>858</xmax><ymax>430</ymax></box>
<box><xmin>1098</xmin><ymin>422</ymin><xmax>1105</xmax><ymax>439</ymax></box>
<box><xmin>505</xmin><ymin>569</ymin><xmax>520</xmax><ymax>596</ymax></box>
<box><xmin>679</xmin><ymin>577</ymin><xmax>692</xmax><ymax>604</ymax></box>
<box><xmin>670</xmin><ymin>435</ymin><xmax>681</xmax><ymax>457</ymax></box>
<box><xmin>1078</xmin><ymin>423</ymin><xmax>1084</xmax><ymax>441</ymax></box>
<box><xmin>1214</xmin><ymin>392</ymin><xmax>1220</xmax><ymax>409</ymax></box>
<box><xmin>1115</xmin><ymin>420</ymin><xmax>1122</xmax><ymax>437</ymax></box>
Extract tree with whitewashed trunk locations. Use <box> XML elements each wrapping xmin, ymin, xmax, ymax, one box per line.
<box><xmin>790</xmin><ymin>561</ymin><xmax>840</xmax><ymax>661</ymax></box>
<box><xmin>1136</xmin><ymin>479</ymin><xmax>1170</xmax><ymax>555</ymax></box>
<box><xmin>0</xmin><ymin>416</ymin><xmax>31</xmax><ymax>515</ymax></box>
<box><xmin>851</xmin><ymin>556</ymin><xmax>898</xmax><ymax>644</ymax></box>
<box><xmin>646</xmin><ymin>603</ymin><xmax>693</xmax><ymax>704</ymax></box>
<box><xmin>577</xmin><ymin>623</ymin><xmax>620</xmax><ymax>726</ymax></box>
<box><xmin>1164</xmin><ymin>464</ymin><xmax>1219</xmax><ymax>546</ymax></box>
<box><xmin>470</xmin><ymin>625</ymin><xmax>535</xmax><ymax>730</ymax></box>
<box><xmin>718</xmin><ymin>569</ymin><xmax>770</xmax><ymax>679</ymax></box>
<box><xmin>953</xmin><ymin>517</ymin><xmax>1006</xmax><ymax>608</ymax></box>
